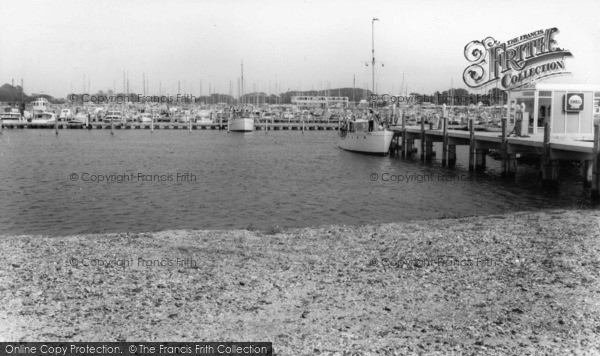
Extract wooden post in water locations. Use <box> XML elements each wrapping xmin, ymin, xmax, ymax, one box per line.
<box><xmin>54</xmin><ymin>114</ymin><xmax>58</xmax><ymax>134</ymax></box>
<box><xmin>151</xmin><ymin>112</ymin><xmax>154</xmax><ymax>133</ymax></box>
<box><xmin>475</xmin><ymin>149</ymin><xmax>487</xmax><ymax>171</ymax></box>
<box><xmin>420</xmin><ymin>116</ymin><xmax>425</xmax><ymax>162</ymax></box>
<box><xmin>442</xmin><ymin>116</ymin><xmax>448</xmax><ymax>166</ymax></box>
<box><xmin>541</xmin><ymin>122</ymin><xmax>559</xmax><ymax>189</ymax></box>
<box><xmin>468</xmin><ymin>118</ymin><xmax>475</xmax><ymax>171</ymax></box>
<box><xmin>584</xmin><ymin>160</ymin><xmax>593</xmax><ymax>187</ymax></box>
<box><xmin>406</xmin><ymin>139</ymin><xmax>414</xmax><ymax>158</ymax></box>
<box><xmin>188</xmin><ymin>113</ymin><xmax>192</xmax><ymax>133</ymax></box>
<box><xmin>110</xmin><ymin>117</ymin><xmax>114</xmax><ymax>135</ymax></box>
<box><xmin>592</xmin><ymin>124</ymin><xmax>600</xmax><ymax>199</ymax></box>
<box><xmin>500</xmin><ymin>118</ymin><xmax>508</xmax><ymax>177</ymax></box>
<box><xmin>401</xmin><ymin>112</ymin><xmax>407</xmax><ymax>158</ymax></box>
<box><xmin>425</xmin><ymin>141</ymin><xmax>433</xmax><ymax>162</ymax></box>
<box><xmin>448</xmin><ymin>145</ymin><xmax>456</xmax><ymax>167</ymax></box>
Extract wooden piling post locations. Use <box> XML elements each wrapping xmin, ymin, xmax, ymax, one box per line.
<box><xmin>500</xmin><ymin>118</ymin><xmax>508</xmax><ymax>177</ymax></box>
<box><xmin>584</xmin><ymin>160</ymin><xmax>593</xmax><ymax>187</ymax></box>
<box><xmin>506</xmin><ymin>154</ymin><xmax>517</xmax><ymax>178</ymax></box>
<box><xmin>468</xmin><ymin>118</ymin><xmax>475</xmax><ymax>171</ymax></box>
<box><xmin>442</xmin><ymin>116</ymin><xmax>448</xmax><ymax>167</ymax></box>
<box><xmin>448</xmin><ymin>145</ymin><xmax>456</xmax><ymax>166</ymax></box>
<box><xmin>406</xmin><ymin>139</ymin><xmax>414</xmax><ymax>158</ymax></box>
<box><xmin>592</xmin><ymin>124</ymin><xmax>600</xmax><ymax>199</ymax></box>
<box><xmin>420</xmin><ymin>117</ymin><xmax>425</xmax><ymax>162</ymax></box>
<box><xmin>425</xmin><ymin>141</ymin><xmax>433</xmax><ymax>162</ymax></box>
<box><xmin>401</xmin><ymin>113</ymin><xmax>407</xmax><ymax>158</ymax></box>
<box><xmin>541</xmin><ymin>122</ymin><xmax>559</xmax><ymax>189</ymax></box>
<box><xmin>475</xmin><ymin>149</ymin><xmax>487</xmax><ymax>171</ymax></box>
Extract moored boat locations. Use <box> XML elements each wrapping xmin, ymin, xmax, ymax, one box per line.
<box><xmin>31</xmin><ymin>112</ymin><xmax>56</xmax><ymax>124</ymax></box>
<box><xmin>339</xmin><ymin>118</ymin><xmax>394</xmax><ymax>155</ymax></box>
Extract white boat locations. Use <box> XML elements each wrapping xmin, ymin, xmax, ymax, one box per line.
<box><xmin>0</xmin><ymin>108</ymin><xmax>24</xmax><ymax>123</ymax></box>
<box><xmin>67</xmin><ymin>111</ymin><xmax>89</xmax><ymax>125</ymax></box>
<box><xmin>195</xmin><ymin>109</ymin><xmax>213</xmax><ymax>124</ymax></box>
<box><xmin>32</xmin><ymin>97</ymin><xmax>51</xmax><ymax>113</ymax></box>
<box><xmin>31</xmin><ymin>112</ymin><xmax>56</xmax><ymax>124</ymax></box>
<box><xmin>137</xmin><ymin>113</ymin><xmax>153</xmax><ymax>123</ymax></box>
<box><xmin>103</xmin><ymin>110</ymin><xmax>127</xmax><ymax>124</ymax></box>
<box><xmin>229</xmin><ymin>117</ymin><xmax>254</xmax><ymax>132</ymax></box>
<box><xmin>229</xmin><ymin>61</ymin><xmax>254</xmax><ymax>132</ymax></box>
<box><xmin>339</xmin><ymin>119</ymin><xmax>394</xmax><ymax>155</ymax></box>
<box><xmin>338</xmin><ymin>18</ymin><xmax>394</xmax><ymax>155</ymax></box>
<box><xmin>59</xmin><ymin>108</ymin><xmax>72</xmax><ymax>121</ymax></box>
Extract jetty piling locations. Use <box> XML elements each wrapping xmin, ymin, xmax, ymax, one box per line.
<box><xmin>541</xmin><ymin>123</ymin><xmax>559</xmax><ymax>189</ymax></box>
<box><xmin>401</xmin><ymin>113</ymin><xmax>407</xmax><ymax>158</ymax></box>
<box><xmin>389</xmin><ymin>115</ymin><xmax>599</xmax><ymax>199</ymax></box>
<box><xmin>420</xmin><ymin>117</ymin><xmax>425</xmax><ymax>162</ymax></box>
<box><xmin>593</xmin><ymin>124</ymin><xmax>600</xmax><ymax>199</ymax></box>
<box><xmin>442</xmin><ymin>116</ymin><xmax>448</xmax><ymax>166</ymax></box>
<box><xmin>468</xmin><ymin>118</ymin><xmax>475</xmax><ymax>171</ymax></box>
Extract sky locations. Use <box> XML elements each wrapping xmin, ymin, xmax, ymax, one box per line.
<box><xmin>1</xmin><ymin>0</ymin><xmax>600</xmax><ymax>98</ymax></box>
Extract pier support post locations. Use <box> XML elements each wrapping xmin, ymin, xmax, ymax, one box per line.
<box><xmin>592</xmin><ymin>124</ymin><xmax>600</xmax><ymax>199</ymax></box>
<box><xmin>406</xmin><ymin>139</ymin><xmax>414</xmax><ymax>158</ymax></box>
<box><xmin>506</xmin><ymin>154</ymin><xmax>517</xmax><ymax>178</ymax></box>
<box><xmin>584</xmin><ymin>160</ymin><xmax>593</xmax><ymax>187</ymax></box>
<box><xmin>468</xmin><ymin>118</ymin><xmax>475</xmax><ymax>171</ymax></box>
<box><xmin>420</xmin><ymin>118</ymin><xmax>425</xmax><ymax>162</ymax></box>
<box><xmin>442</xmin><ymin>116</ymin><xmax>448</xmax><ymax>166</ymax></box>
<box><xmin>500</xmin><ymin>118</ymin><xmax>509</xmax><ymax>177</ymax></box>
<box><xmin>475</xmin><ymin>149</ymin><xmax>487</xmax><ymax>171</ymax></box>
<box><xmin>401</xmin><ymin>113</ymin><xmax>407</xmax><ymax>158</ymax></box>
<box><xmin>425</xmin><ymin>141</ymin><xmax>433</xmax><ymax>162</ymax></box>
<box><xmin>541</xmin><ymin>123</ymin><xmax>559</xmax><ymax>190</ymax></box>
<box><xmin>447</xmin><ymin>145</ymin><xmax>456</xmax><ymax>167</ymax></box>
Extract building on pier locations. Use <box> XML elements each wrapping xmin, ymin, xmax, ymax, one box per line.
<box><xmin>507</xmin><ymin>83</ymin><xmax>600</xmax><ymax>140</ymax></box>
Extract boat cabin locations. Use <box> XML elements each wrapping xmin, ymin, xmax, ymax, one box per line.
<box><xmin>506</xmin><ymin>83</ymin><xmax>600</xmax><ymax>139</ymax></box>
<box><xmin>32</xmin><ymin>97</ymin><xmax>50</xmax><ymax>112</ymax></box>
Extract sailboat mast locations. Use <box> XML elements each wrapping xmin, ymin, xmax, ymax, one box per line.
<box><xmin>241</xmin><ymin>61</ymin><xmax>244</xmax><ymax>106</ymax></box>
<box><xmin>372</xmin><ymin>19</ymin><xmax>376</xmax><ymax>96</ymax></box>
<box><xmin>372</xmin><ymin>18</ymin><xmax>379</xmax><ymax>110</ymax></box>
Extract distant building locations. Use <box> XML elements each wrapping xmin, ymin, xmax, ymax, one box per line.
<box><xmin>291</xmin><ymin>96</ymin><xmax>348</xmax><ymax>109</ymax></box>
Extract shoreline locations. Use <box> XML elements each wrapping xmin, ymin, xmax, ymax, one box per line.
<box><xmin>1</xmin><ymin>209</ymin><xmax>599</xmax><ymax>355</ymax></box>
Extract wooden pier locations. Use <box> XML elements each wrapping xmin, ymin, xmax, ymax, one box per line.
<box><xmin>0</xmin><ymin>122</ymin><xmax>339</xmax><ymax>131</ymax></box>
<box><xmin>391</xmin><ymin>117</ymin><xmax>600</xmax><ymax>199</ymax></box>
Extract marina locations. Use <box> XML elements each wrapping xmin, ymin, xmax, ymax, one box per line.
<box><xmin>3</xmin><ymin>0</ymin><xmax>600</xmax><ymax>353</ymax></box>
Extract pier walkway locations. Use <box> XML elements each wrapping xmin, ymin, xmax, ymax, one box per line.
<box><xmin>390</xmin><ymin>118</ymin><xmax>600</xmax><ymax>199</ymax></box>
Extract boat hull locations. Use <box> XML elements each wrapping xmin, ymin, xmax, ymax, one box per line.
<box><xmin>229</xmin><ymin>118</ymin><xmax>254</xmax><ymax>132</ymax></box>
<box><xmin>339</xmin><ymin>130</ymin><xmax>394</xmax><ymax>155</ymax></box>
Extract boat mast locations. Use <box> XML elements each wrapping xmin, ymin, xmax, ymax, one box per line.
<box><xmin>372</xmin><ymin>18</ymin><xmax>379</xmax><ymax>111</ymax></box>
<box><xmin>241</xmin><ymin>61</ymin><xmax>244</xmax><ymax>107</ymax></box>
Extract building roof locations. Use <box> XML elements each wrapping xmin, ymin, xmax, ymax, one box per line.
<box><xmin>515</xmin><ymin>83</ymin><xmax>600</xmax><ymax>92</ymax></box>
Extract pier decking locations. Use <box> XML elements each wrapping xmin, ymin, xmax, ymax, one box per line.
<box><xmin>391</xmin><ymin>117</ymin><xmax>600</xmax><ymax>199</ymax></box>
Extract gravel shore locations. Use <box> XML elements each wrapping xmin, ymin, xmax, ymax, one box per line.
<box><xmin>1</xmin><ymin>210</ymin><xmax>599</xmax><ymax>355</ymax></box>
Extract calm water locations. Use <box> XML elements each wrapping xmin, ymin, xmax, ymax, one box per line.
<box><xmin>0</xmin><ymin>129</ymin><xmax>595</xmax><ymax>236</ymax></box>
